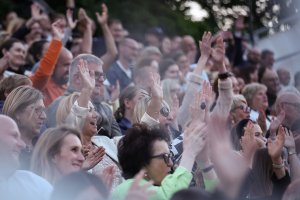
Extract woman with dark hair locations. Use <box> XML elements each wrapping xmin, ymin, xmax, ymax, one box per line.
<box><xmin>159</xmin><ymin>58</ymin><xmax>180</xmax><ymax>80</ymax></box>
<box><xmin>112</xmin><ymin>122</ymin><xmax>207</xmax><ymax>200</ymax></box>
<box><xmin>114</xmin><ymin>85</ymin><xmax>143</xmax><ymax>134</ymax></box>
<box><xmin>50</xmin><ymin>171</ymin><xmax>109</xmax><ymax>200</ymax></box>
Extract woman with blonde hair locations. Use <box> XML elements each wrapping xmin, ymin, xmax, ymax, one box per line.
<box><xmin>2</xmin><ymin>85</ymin><xmax>46</xmax><ymax>169</ymax></box>
<box><xmin>31</xmin><ymin>126</ymin><xmax>85</xmax><ymax>184</ymax></box>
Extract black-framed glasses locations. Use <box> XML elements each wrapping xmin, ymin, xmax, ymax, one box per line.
<box><xmin>282</xmin><ymin>102</ymin><xmax>300</xmax><ymax>111</ymax></box>
<box><xmin>150</xmin><ymin>153</ymin><xmax>173</xmax><ymax>165</ymax></box>
<box><xmin>232</xmin><ymin>105</ymin><xmax>251</xmax><ymax>113</ymax></box>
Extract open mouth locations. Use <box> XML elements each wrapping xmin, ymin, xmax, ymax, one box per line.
<box><xmin>90</xmin><ymin>121</ymin><xmax>97</xmax><ymax>126</ymax></box>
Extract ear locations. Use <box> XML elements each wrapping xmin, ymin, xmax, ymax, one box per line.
<box><xmin>51</xmin><ymin>154</ymin><xmax>58</xmax><ymax>164</ymax></box>
<box><xmin>124</xmin><ymin>99</ymin><xmax>131</xmax><ymax>109</ymax></box>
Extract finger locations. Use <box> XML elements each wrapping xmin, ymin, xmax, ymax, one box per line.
<box><xmin>102</xmin><ymin>3</ymin><xmax>108</xmax><ymax>13</ymax></box>
<box><xmin>131</xmin><ymin>169</ymin><xmax>145</xmax><ymax>188</ymax></box>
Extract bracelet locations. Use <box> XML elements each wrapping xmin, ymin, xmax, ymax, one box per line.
<box><xmin>201</xmin><ymin>164</ymin><xmax>214</xmax><ymax>173</ymax></box>
<box><xmin>272</xmin><ymin>162</ymin><xmax>284</xmax><ymax>169</ymax></box>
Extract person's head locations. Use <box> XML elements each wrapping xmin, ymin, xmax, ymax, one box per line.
<box><xmin>26</xmin><ymin>22</ymin><xmax>43</xmax><ymax>42</ymax></box>
<box><xmin>161</xmin><ymin>79</ymin><xmax>180</xmax><ymax>107</ymax></box>
<box><xmin>242</xmin><ymin>83</ymin><xmax>268</xmax><ymax>111</ymax></box>
<box><xmin>52</xmin><ymin>47</ymin><xmax>73</xmax><ymax>85</ymax></box>
<box><xmin>114</xmin><ymin>85</ymin><xmax>142</xmax><ymax>121</ymax></box>
<box><xmin>161</xmin><ymin>37</ymin><xmax>171</xmax><ymax>55</ymax></box>
<box><xmin>282</xmin><ymin>179</ymin><xmax>300</xmax><ymax>200</ymax></box>
<box><xmin>0</xmin><ymin>115</ymin><xmax>25</xmax><ymax>174</ymax></box>
<box><xmin>118</xmin><ymin>123</ymin><xmax>171</xmax><ymax>185</ymax></box>
<box><xmin>31</xmin><ymin>126</ymin><xmax>84</xmax><ymax>184</ymax></box>
<box><xmin>133</xmin><ymin>96</ymin><xmax>171</xmax><ymax>129</ymax></box>
<box><xmin>170</xmin><ymin>51</ymin><xmax>190</xmax><ymax>76</ymax></box>
<box><xmin>230</xmin><ymin>94</ymin><xmax>250</xmax><ymax>125</ymax></box>
<box><xmin>51</xmin><ymin>171</ymin><xmax>109</xmax><ymax>200</ymax></box>
<box><xmin>27</xmin><ymin>39</ymin><xmax>49</xmax><ymax>63</ymax></box>
<box><xmin>239</xmin><ymin>64</ymin><xmax>258</xmax><ymax>84</ymax></box>
<box><xmin>171</xmin><ymin>188</ymin><xmax>211</xmax><ymax>200</ymax></box>
<box><xmin>108</xmin><ymin>19</ymin><xmax>124</xmax><ymax>43</ymax></box>
<box><xmin>118</xmin><ymin>38</ymin><xmax>139</xmax><ymax>64</ymax></box>
<box><xmin>68</xmin><ymin>54</ymin><xmax>104</xmax><ymax>99</ymax></box>
<box><xmin>181</xmin><ymin>35</ymin><xmax>196</xmax><ymax>54</ymax></box>
<box><xmin>2</xmin><ymin>86</ymin><xmax>46</xmax><ymax>143</ymax></box>
<box><xmin>275</xmin><ymin>91</ymin><xmax>300</xmax><ymax>128</ymax></box>
<box><xmin>0</xmin><ymin>75</ymin><xmax>32</xmax><ymax>101</ymax></box>
<box><xmin>259</xmin><ymin>67</ymin><xmax>281</xmax><ymax>95</ymax></box>
<box><xmin>159</xmin><ymin>59</ymin><xmax>179</xmax><ymax>80</ymax></box>
<box><xmin>170</xmin><ymin>36</ymin><xmax>182</xmax><ymax>52</ymax></box>
<box><xmin>260</xmin><ymin>49</ymin><xmax>274</xmax><ymax>68</ymax></box>
<box><xmin>135</xmin><ymin>57</ymin><xmax>159</xmax><ymax>71</ymax></box>
<box><xmin>137</xmin><ymin>46</ymin><xmax>162</xmax><ymax>63</ymax></box>
<box><xmin>250</xmin><ymin>148</ymin><xmax>273</xmax><ymax>198</ymax></box>
<box><xmin>145</xmin><ymin>27</ymin><xmax>164</xmax><ymax>47</ymax></box>
<box><xmin>247</xmin><ymin>48</ymin><xmax>261</xmax><ymax>65</ymax></box>
<box><xmin>277</xmin><ymin>68</ymin><xmax>291</xmax><ymax>86</ymax></box>
<box><xmin>0</xmin><ymin>38</ymin><xmax>26</xmax><ymax>69</ymax></box>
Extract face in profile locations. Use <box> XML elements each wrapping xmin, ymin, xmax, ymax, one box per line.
<box><xmin>52</xmin><ymin>134</ymin><xmax>85</xmax><ymax>176</ymax></box>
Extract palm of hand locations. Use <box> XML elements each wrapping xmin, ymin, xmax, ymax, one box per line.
<box><xmin>78</xmin><ymin>59</ymin><xmax>95</xmax><ymax>89</ymax></box>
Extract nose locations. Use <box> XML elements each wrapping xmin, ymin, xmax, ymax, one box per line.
<box><xmin>40</xmin><ymin>110</ymin><xmax>47</xmax><ymax>120</ymax></box>
<box><xmin>78</xmin><ymin>152</ymin><xmax>85</xmax><ymax>162</ymax></box>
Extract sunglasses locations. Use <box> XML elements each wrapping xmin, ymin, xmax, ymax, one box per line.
<box><xmin>232</xmin><ymin>105</ymin><xmax>251</xmax><ymax>113</ymax></box>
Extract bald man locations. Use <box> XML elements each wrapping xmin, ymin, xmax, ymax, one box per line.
<box><xmin>275</xmin><ymin>91</ymin><xmax>300</xmax><ymax>129</ymax></box>
<box><xmin>0</xmin><ymin>115</ymin><xmax>52</xmax><ymax>200</ymax></box>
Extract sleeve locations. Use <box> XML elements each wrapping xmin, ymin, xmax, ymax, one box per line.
<box><xmin>65</xmin><ymin>100</ymin><xmax>90</xmax><ymax>129</ymax></box>
<box><xmin>155</xmin><ymin>166</ymin><xmax>193</xmax><ymax>199</ymax></box>
<box><xmin>12</xmin><ymin>24</ymin><xmax>31</xmax><ymax>41</ymax></box>
<box><xmin>271</xmin><ymin>171</ymin><xmax>291</xmax><ymax>200</ymax></box>
<box><xmin>141</xmin><ymin>112</ymin><xmax>160</xmax><ymax>127</ymax></box>
<box><xmin>30</xmin><ymin>39</ymin><xmax>62</xmax><ymax>90</ymax></box>
<box><xmin>177</xmin><ymin>72</ymin><xmax>204</xmax><ymax>128</ymax></box>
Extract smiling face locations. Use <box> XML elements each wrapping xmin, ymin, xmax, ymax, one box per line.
<box><xmin>164</xmin><ymin>64</ymin><xmax>179</xmax><ymax>80</ymax></box>
<box><xmin>5</xmin><ymin>42</ymin><xmax>26</xmax><ymax>68</ymax></box>
<box><xmin>82</xmin><ymin>106</ymin><xmax>99</xmax><ymax>137</ymax></box>
<box><xmin>145</xmin><ymin>140</ymin><xmax>173</xmax><ymax>185</ymax></box>
<box><xmin>52</xmin><ymin>134</ymin><xmax>85</xmax><ymax>176</ymax></box>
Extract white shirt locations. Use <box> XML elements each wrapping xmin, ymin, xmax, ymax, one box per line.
<box><xmin>0</xmin><ymin>170</ymin><xmax>53</xmax><ymax>200</ymax></box>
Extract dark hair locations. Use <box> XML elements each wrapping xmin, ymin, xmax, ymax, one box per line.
<box><xmin>118</xmin><ymin>123</ymin><xmax>170</xmax><ymax>179</ymax></box>
<box><xmin>169</xmin><ymin>51</ymin><xmax>185</xmax><ymax>62</ymax></box>
<box><xmin>114</xmin><ymin>85</ymin><xmax>139</xmax><ymax>121</ymax></box>
<box><xmin>261</xmin><ymin>49</ymin><xmax>274</xmax><ymax>59</ymax></box>
<box><xmin>250</xmin><ymin>148</ymin><xmax>273</xmax><ymax>197</ymax></box>
<box><xmin>28</xmin><ymin>40</ymin><xmax>48</xmax><ymax>63</ymax></box>
<box><xmin>0</xmin><ymin>38</ymin><xmax>22</xmax><ymax>57</ymax></box>
<box><xmin>159</xmin><ymin>59</ymin><xmax>176</xmax><ymax>79</ymax></box>
<box><xmin>171</xmin><ymin>188</ymin><xmax>211</xmax><ymax>200</ymax></box>
<box><xmin>295</xmin><ymin>71</ymin><xmax>300</xmax><ymax>87</ymax></box>
<box><xmin>231</xmin><ymin>118</ymin><xmax>254</xmax><ymax>151</ymax></box>
<box><xmin>239</xmin><ymin>64</ymin><xmax>257</xmax><ymax>84</ymax></box>
<box><xmin>50</xmin><ymin>171</ymin><xmax>108</xmax><ymax>200</ymax></box>
<box><xmin>258</xmin><ymin>66</ymin><xmax>267</xmax><ymax>83</ymax></box>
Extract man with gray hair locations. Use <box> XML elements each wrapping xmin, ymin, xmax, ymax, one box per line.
<box><xmin>46</xmin><ymin>54</ymin><xmax>121</xmax><ymax>137</ymax></box>
<box><xmin>0</xmin><ymin>115</ymin><xmax>52</xmax><ymax>200</ymax></box>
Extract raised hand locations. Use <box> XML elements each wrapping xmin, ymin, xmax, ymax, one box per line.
<box><xmin>95</xmin><ymin>3</ymin><xmax>108</xmax><ymax>26</ymax></box>
<box><xmin>78</xmin><ymin>59</ymin><xmax>95</xmax><ymax>90</ymax></box>
<box><xmin>169</xmin><ymin>95</ymin><xmax>179</xmax><ymax>120</ymax></box>
<box><xmin>150</xmin><ymin>73</ymin><xmax>163</xmax><ymax>100</ymax></box>
<box><xmin>31</xmin><ymin>3</ymin><xmax>44</xmax><ymax>21</ymax></box>
<box><xmin>125</xmin><ymin>170</ymin><xmax>155</xmax><ymax>200</ymax></box>
<box><xmin>95</xmin><ymin>165</ymin><xmax>116</xmax><ymax>191</ymax></box>
<box><xmin>199</xmin><ymin>31</ymin><xmax>212</xmax><ymax>60</ymax></box>
<box><xmin>66</xmin><ymin>8</ymin><xmax>78</xmax><ymax>30</ymax></box>
<box><xmin>211</xmin><ymin>35</ymin><xmax>226</xmax><ymax>73</ymax></box>
<box><xmin>78</xmin><ymin>8</ymin><xmax>92</xmax><ymax>28</ymax></box>
<box><xmin>267</xmin><ymin>125</ymin><xmax>285</xmax><ymax>160</ymax></box>
<box><xmin>52</xmin><ymin>19</ymin><xmax>65</xmax><ymax>41</ymax></box>
<box><xmin>110</xmin><ymin>80</ymin><xmax>120</xmax><ymax>102</ymax></box>
<box><xmin>284</xmin><ymin>127</ymin><xmax>296</xmax><ymax>151</ymax></box>
<box><xmin>269</xmin><ymin>110</ymin><xmax>285</xmax><ymax>138</ymax></box>
<box><xmin>82</xmin><ymin>146</ymin><xmax>105</xmax><ymax>170</ymax></box>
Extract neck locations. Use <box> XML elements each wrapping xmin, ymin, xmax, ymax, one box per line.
<box><xmin>119</xmin><ymin>57</ymin><xmax>130</xmax><ymax>69</ymax></box>
<box><xmin>124</xmin><ymin>110</ymin><xmax>133</xmax><ymax>123</ymax></box>
<box><xmin>81</xmin><ymin>133</ymin><xmax>93</xmax><ymax>146</ymax></box>
<box><xmin>21</xmin><ymin>131</ymin><xmax>33</xmax><ymax>149</ymax></box>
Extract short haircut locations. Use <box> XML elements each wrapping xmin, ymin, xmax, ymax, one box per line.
<box><xmin>231</xmin><ymin>94</ymin><xmax>247</xmax><ymax>111</ymax></box>
<box><xmin>0</xmin><ymin>75</ymin><xmax>32</xmax><ymax>101</ymax></box>
<box><xmin>242</xmin><ymin>83</ymin><xmax>267</xmax><ymax>106</ymax></box>
<box><xmin>68</xmin><ymin>54</ymin><xmax>103</xmax><ymax>86</ymax></box>
<box><xmin>261</xmin><ymin>49</ymin><xmax>274</xmax><ymax>59</ymax></box>
<box><xmin>118</xmin><ymin>123</ymin><xmax>169</xmax><ymax>179</ymax></box>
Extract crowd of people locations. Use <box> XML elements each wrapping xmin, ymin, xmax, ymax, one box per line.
<box><xmin>0</xmin><ymin>1</ymin><xmax>300</xmax><ymax>200</ymax></box>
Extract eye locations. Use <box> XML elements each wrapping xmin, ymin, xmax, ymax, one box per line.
<box><xmin>71</xmin><ymin>147</ymin><xmax>79</xmax><ymax>153</ymax></box>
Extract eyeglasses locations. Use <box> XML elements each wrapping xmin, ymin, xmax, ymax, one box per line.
<box><xmin>231</xmin><ymin>105</ymin><xmax>251</xmax><ymax>113</ymax></box>
<box><xmin>282</xmin><ymin>102</ymin><xmax>300</xmax><ymax>111</ymax></box>
<box><xmin>28</xmin><ymin>106</ymin><xmax>46</xmax><ymax>117</ymax></box>
<box><xmin>90</xmin><ymin>71</ymin><xmax>106</xmax><ymax>81</ymax></box>
<box><xmin>150</xmin><ymin>153</ymin><xmax>173</xmax><ymax>165</ymax></box>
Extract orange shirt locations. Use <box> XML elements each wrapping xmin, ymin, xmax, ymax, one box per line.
<box><xmin>43</xmin><ymin>78</ymin><xmax>67</xmax><ymax>107</ymax></box>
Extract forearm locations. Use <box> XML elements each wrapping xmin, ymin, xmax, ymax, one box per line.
<box><xmin>77</xmin><ymin>88</ymin><xmax>93</xmax><ymax>108</ymax></box>
<box><xmin>179</xmin><ymin>150</ymin><xmax>196</xmax><ymax>172</ymax></box>
<box><xmin>80</xmin><ymin>25</ymin><xmax>93</xmax><ymax>54</ymax></box>
<box><xmin>100</xmin><ymin>24</ymin><xmax>118</xmax><ymax>72</ymax></box>
<box><xmin>146</xmin><ymin>97</ymin><xmax>162</xmax><ymax>121</ymax></box>
<box><xmin>289</xmin><ymin>153</ymin><xmax>300</xmax><ymax>181</ymax></box>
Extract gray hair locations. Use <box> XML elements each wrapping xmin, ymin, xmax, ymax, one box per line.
<box><xmin>68</xmin><ymin>54</ymin><xmax>103</xmax><ymax>86</ymax></box>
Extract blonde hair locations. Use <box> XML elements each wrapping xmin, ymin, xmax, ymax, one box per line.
<box><xmin>161</xmin><ymin>79</ymin><xmax>179</xmax><ymax>106</ymax></box>
<box><xmin>30</xmin><ymin>126</ymin><xmax>81</xmax><ymax>184</ymax></box>
<box><xmin>133</xmin><ymin>96</ymin><xmax>170</xmax><ymax>124</ymax></box>
<box><xmin>2</xmin><ymin>86</ymin><xmax>43</xmax><ymax>121</ymax></box>
<box><xmin>231</xmin><ymin>94</ymin><xmax>247</xmax><ymax>111</ymax></box>
<box><xmin>56</xmin><ymin>92</ymin><xmax>80</xmax><ymax>126</ymax></box>
<box><xmin>242</xmin><ymin>83</ymin><xmax>267</xmax><ymax>107</ymax></box>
